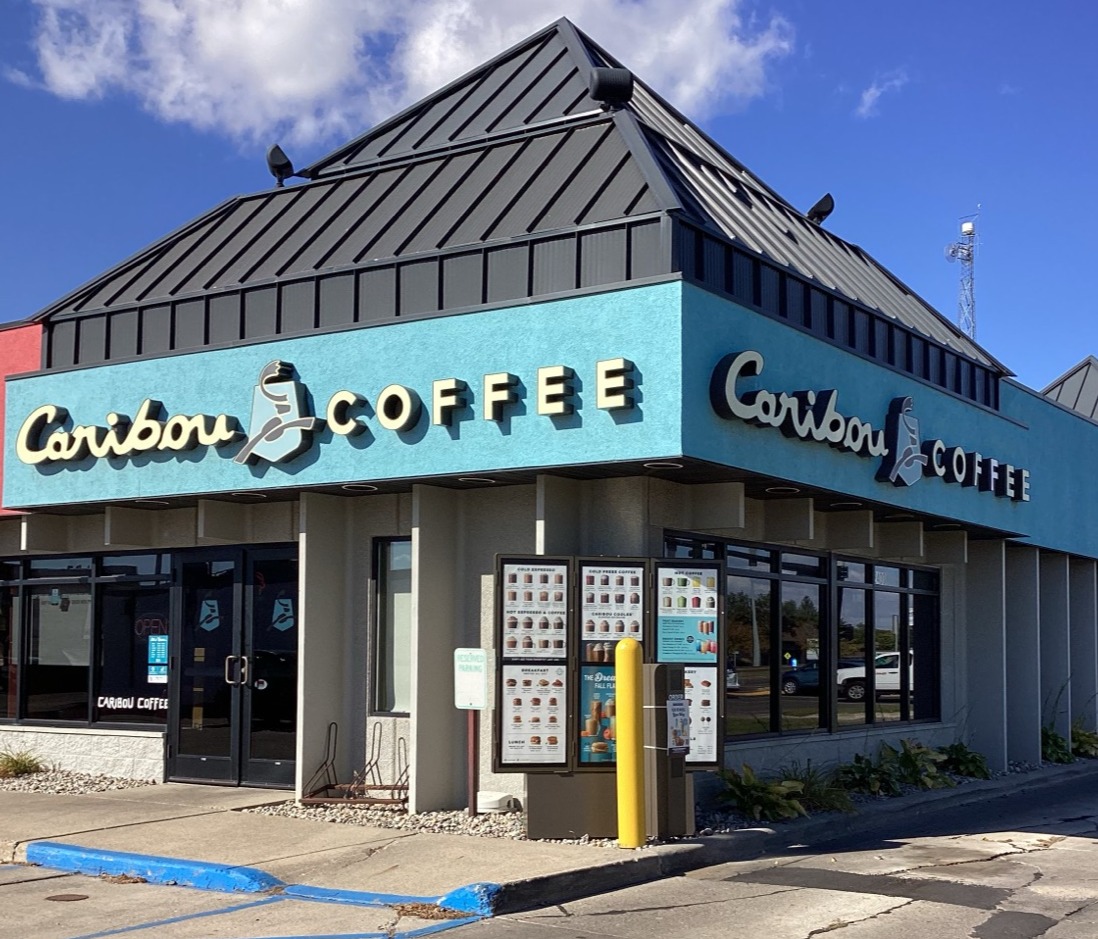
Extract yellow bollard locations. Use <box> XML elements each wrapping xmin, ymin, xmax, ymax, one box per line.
<box><xmin>615</xmin><ymin>637</ymin><xmax>645</xmax><ymax>848</ymax></box>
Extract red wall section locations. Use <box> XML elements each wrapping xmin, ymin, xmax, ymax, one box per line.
<box><xmin>0</xmin><ymin>323</ymin><xmax>43</xmax><ymax>515</ymax></box>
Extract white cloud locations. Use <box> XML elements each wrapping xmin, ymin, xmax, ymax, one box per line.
<box><xmin>19</xmin><ymin>0</ymin><xmax>793</xmax><ymax>149</ymax></box>
<box><xmin>854</xmin><ymin>68</ymin><xmax>908</xmax><ymax>119</ymax></box>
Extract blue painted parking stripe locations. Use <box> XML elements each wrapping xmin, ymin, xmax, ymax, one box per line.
<box><xmin>283</xmin><ymin>883</ymin><xmax>440</xmax><ymax>906</ymax></box>
<box><xmin>26</xmin><ymin>841</ymin><xmax>284</xmax><ymax>893</ymax></box>
<box><xmin>62</xmin><ymin>896</ymin><xmax>284</xmax><ymax>939</ymax></box>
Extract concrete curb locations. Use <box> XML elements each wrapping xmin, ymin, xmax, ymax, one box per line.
<box><xmin>18</xmin><ymin>762</ymin><xmax>1098</xmax><ymax>917</ymax></box>
<box><xmin>25</xmin><ymin>841</ymin><xmax>284</xmax><ymax>893</ymax></box>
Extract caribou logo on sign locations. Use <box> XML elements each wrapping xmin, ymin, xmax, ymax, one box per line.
<box><xmin>878</xmin><ymin>396</ymin><xmax>927</xmax><ymax>487</ymax></box>
<box><xmin>233</xmin><ymin>360</ymin><xmax>319</xmax><ymax>465</ymax></box>
<box><xmin>710</xmin><ymin>350</ymin><xmax>1031</xmax><ymax>502</ymax></box>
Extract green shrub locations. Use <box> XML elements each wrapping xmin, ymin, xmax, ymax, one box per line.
<box><xmin>836</xmin><ymin>752</ymin><xmax>902</xmax><ymax>797</ymax></box>
<box><xmin>778</xmin><ymin>760</ymin><xmax>854</xmax><ymax>814</ymax></box>
<box><xmin>940</xmin><ymin>740</ymin><xmax>991</xmax><ymax>779</ymax></box>
<box><xmin>716</xmin><ymin>764</ymin><xmax>807</xmax><ymax>821</ymax></box>
<box><xmin>1042</xmin><ymin>726</ymin><xmax>1074</xmax><ymax>764</ymax></box>
<box><xmin>1071</xmin><ymin>721</ymin><xmax>1098</xmax><ymax>759</ymax></box>
<box><xmin>881</xmin><ymin>740</ymin><xmax>954</xmax><ymax>790</ymax></box>
<box><xmin>0</xmin><ymin>748</ymin><xmax>46</xmax><ymax>778</ymax></box>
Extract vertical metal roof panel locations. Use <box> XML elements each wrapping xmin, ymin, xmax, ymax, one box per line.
<box><xmin>371</xmin><ymin>145</ymin><xmax>522</xmax><ymax>257</ymax></box>
<box><xmin>213</xmin><ymin>182</ymin><xmax>337</xmax><ymax>286</ymax></box>
<box><xmin>578</xmin><ymin>157</ymin><xmax>655</xmax><ymax>224</ymax></box>
<box><xmin>532</xmin><ymin>126</ymin><xmax>626</xmax><ymax>230</ymax></box>
<box><xmin>1074</xmin><ymin>366</ymin><xmax>1098</xmax><ymax>418</ymax></box>
<box><xmin>165</xmin><ymin>195</ymin><xmax>284</xmax><ymax>296</ymax></box>
<box><xmin>260</xmin><ymin>170</ymin><xmax>403</xmax><ymax>276</ymax></box>
<box><xmin>490</xmin><ymin>124</ymin><xmax>612</xmax><ymax>236</ymax></box>
<box><xmin>74</xmin><ymin>214</ymin><xmax>225</xmax><ymax>311</ymax></box>
<box><xmin>350</xmin><ymin>159</ymin><xmax>451</xmax><ymax>263</ymax></box>
<box><xmin>411</xmin><ymin>37</ymin><xmax>552</xmax><ymax>152</ymax></box>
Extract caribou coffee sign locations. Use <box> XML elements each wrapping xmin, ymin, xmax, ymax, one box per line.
<box><xmin>15</xmin><ymin>356</ymin><xmax>636</xmax><ymax>468</ymax></box>
<box><xmin>710</xmin><ymin>351</ymin><xmax>1030</xmax><ymax>502</ymax></box>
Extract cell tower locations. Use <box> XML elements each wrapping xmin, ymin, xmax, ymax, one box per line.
<box><xmin>946</xmin><ymin>215</ymin><xmax>977</xmax><ymax>339</ymax></box>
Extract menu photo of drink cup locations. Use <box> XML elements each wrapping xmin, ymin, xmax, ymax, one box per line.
<box><xmin>655</xmin><ymin>564</ymin><xmax>720</xmax><ymax>664</ymax></box>
<box><xmin>501</xmin><ymin>561</ymin><xmax>569</xmax><ymax>661</ymax></box>
<box><xmin>579</xmin><ymin>562</ymin><xmax>644</xmax><ymax>663</ymax></box>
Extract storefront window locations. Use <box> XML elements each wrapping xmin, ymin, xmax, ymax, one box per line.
<box><xmin>669</xmin><ymin>533</ymin><xmax>941</xmax><ymax>739</ymax></box>
<box><xmin>1</xmin><ymin>586</ymin><xmax>19</xmax><ymax>719</ymax></box>
<box><xmin>725</xmin><ymin>576</ymin><xmax>772</xmax><ymax>736</ymax></box>
<box><xmin>374</xmin><ymin>540</ymin><xmax>412</xmax><ymax>714</ymax></box>
<box><xmin>25</xmin><ymin>585</ymin><xmax>92</xmax><ymax>721</ymax></box>
<box><xmin>95</xmin><ymin>584</ymin><xmax>171</xmax><ymax>724</ymax></box>
<box><xmin>836</xmin><ymin>588</ymin><xmax>868</xmax><ymax>726</ymax></box>
<box><xmin>874</xmin><ymin>591</ymin><xmax>902</xmax><ymax>723</ymax></box>
<box><xmin>780</xmin><ymin>583</ymin><xmax>821</xmax><ymax>732</ymax></box>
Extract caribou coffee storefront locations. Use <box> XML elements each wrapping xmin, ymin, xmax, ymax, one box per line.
<box><xmin>3</xmin><ymin>20</ymin><xmax>1098</xmax><ymax>817</ymax></box>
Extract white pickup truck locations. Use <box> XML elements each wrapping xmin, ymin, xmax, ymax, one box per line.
<box><xmin>836</xmin><ymin>652</ymin><xmax>911</xmax><ymax>701</ymax></box>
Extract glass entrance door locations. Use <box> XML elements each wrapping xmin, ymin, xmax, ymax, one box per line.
<box><xmin>169</xmin><ymin>548</ymin><xmax>297</xmax><ymax>788</ymax></box>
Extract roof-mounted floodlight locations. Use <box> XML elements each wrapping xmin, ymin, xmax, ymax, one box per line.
<box><xmin>589</xmin><ymin>67</ymin><xmax>634</xmax><ymax>110</ymax></box>
<box><xmin>266</xmin><ymin>144</ymin><xmax>296</xmax><ymax>188</ymax></box>
<box><xmin>806</xmin><ymin>192</ymin><xmax>835</xmax><ymax>225</ymax></box>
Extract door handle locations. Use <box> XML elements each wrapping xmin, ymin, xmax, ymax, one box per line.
<box><xmin>239</xmin><ymin>656</ymin><xmax>249</xmax><ymax>686</ymax></box>
<box><xmin>224</xmin><ymin>655</ymin><xmax>239</xmax><ymax>685</ymax></box>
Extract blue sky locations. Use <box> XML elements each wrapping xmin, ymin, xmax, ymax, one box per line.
<box><xmin>1</xmin><ymin>1</ymin><xmax>1094</xmax><ymax>392</ymax></box>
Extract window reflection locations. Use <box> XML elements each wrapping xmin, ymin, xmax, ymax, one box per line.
<box><xmin>725</xmin><ymin>576</ymin><xmax>772</xmax><ymax>735</ymax></box>
<box><xmin>780</xmin><ymin>583</ymin><xmax>821</xmax><ymax>732</ymax></box>
<box><xmin>836</xmin><ymin>588</ymin><xmax>868</xmax><ymax>725</ymax></box>
<box><xmin>874</xmin><ymin>592</ymin><xmax>902</xmax><ymax>722</ymax></box>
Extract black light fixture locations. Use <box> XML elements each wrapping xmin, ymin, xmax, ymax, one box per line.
<box><xmin>589</xmin><ymin>67</ymin><xmax>634</xmax><ymax>110</ymax></box>
<box><xmin>267</xmin><ymin>144</ymin><xmax>297</xmax><ymax>188</ymax></box>
<box><xmin>806</xmin><ymin>192</ymin><xmax>835</xmax><ymax>225</ymax></box>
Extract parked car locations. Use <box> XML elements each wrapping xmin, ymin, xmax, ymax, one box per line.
<box><xmin>779</xmin><ymin>659</ymin><xmax>862</xmax><ymax>696</ymax></box>
<box><xmin>780</xmin><ymin>654</ymin><xmax>911</xmax><ymax>699</ymax></box>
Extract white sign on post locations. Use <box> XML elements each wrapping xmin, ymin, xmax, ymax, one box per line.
<box><xmin>454</xmin><ymin>648</ymin><xmax>489</xmax><ymax>710</ymax></box>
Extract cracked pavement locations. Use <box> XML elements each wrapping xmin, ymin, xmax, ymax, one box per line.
<box><xmin>456</xmin><ymin>771</ymin><xmax>1098</xmax><ymax>939</ymax></box>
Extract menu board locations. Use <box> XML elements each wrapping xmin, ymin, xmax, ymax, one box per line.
<box><xmin>501</xmin><ymin>561</ymin><xmax>569</xmax><ymax>661</ymax></box>
<box><xmin>684</xmin><ymin>666</ymin><xmax>719</xmax><ymax>764</ymax></box>
<box><xmin>655</xmin><ymin>565</ymin><xmax>720</xmax><ymax>663</ymax></box>
<box><xmin>500</xmin><ymin>664</ymin><xmax>568</xmax><ymax>765</ymax></box>
<box><xmin>579</xmin><ymin>562</ymin><xmax>645</xmax><ymax>663</ymax></box>
<box><xmin>578</xmin><ymin>666</ymin><xmax>616</xmax><ymax>764</ymax></box>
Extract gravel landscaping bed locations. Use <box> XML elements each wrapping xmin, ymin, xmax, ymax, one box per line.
<box><xmin>0</xmin><ymin>770</ymin><xmax>157</xmax><ymax>795</ymax></box>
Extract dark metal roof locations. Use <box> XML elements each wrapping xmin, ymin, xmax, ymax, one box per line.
<box><xmin>1043</xmin><ymin>357</ymin><xmax>1098</xmax><ymax>420</ymax></box>
<box><xmin>31</xmin><ymin>16</ymin><xmax>1005</xmax><ymax>379</ymax></box>
<box><xmin>305</xmin><ymin>24</ymin><xmax>600</xmax><ymax>176</ymax></box>
<box><xmin>55</xmin><ymin>118</ymin><xmax>657</xmax><ymax>315</ymax></box>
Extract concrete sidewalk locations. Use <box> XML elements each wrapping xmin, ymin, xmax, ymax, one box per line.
<box><xmin>5</xmin><ymin>762</ymin><xmax>1098</xmax><ymax>916</ymax></box>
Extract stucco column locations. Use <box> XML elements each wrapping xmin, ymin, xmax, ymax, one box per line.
<box><xmin>1005</xmin><ymin>545</ymin><xmax>1041</xmax><ymax>765</ymax></box>
<box><xmin>1039</xmin><ymin>553</ymin><xmax>1071</xmax><ymax>741</ymax></box>
<box><xmin>1070</xmin><ymin>559</ymin><xmax>1098</xmax><ymax>731</ymax></box>
<box><xmin>297</xmin><ymin>493</ymin><xmax>351</xmax><ymax>798</ymax></box>
<box><xmin>409</xmin><ymin>484</ymin><xmax>463</xmax><ymax>812</ymax></box>
<box><xmin>964</xmin><ymin>540</ymin><xmax>1008</xmax><ymax>772</ymax></box>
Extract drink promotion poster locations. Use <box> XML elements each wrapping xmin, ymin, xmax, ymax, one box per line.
<box><xmin>655</xmin><ymin>565</ymin><xmax>720</xmax><ymax>663</ymax></box>
<box><xmin>579</xmin><ymin>561</ymin><xmax>645</xmax><ymax>664</ymax></box>
<box><xmin>500</xmin><ymin>560</ymin><xmax>569</xmax><ymax>661</ymax></box>
<box><xmin>500</xmin><ymin>664</ymin><xmax>567</xmax><ymax>765</ymax></box>
<box><xmin>684</xmin><ymin>666</ymin><xmax>719</xmax><ymax>764</ymax></box>
<box><xmin>578</xmin><ymin>666</ymin><xmax>616</xmax><ymax>764</ymax></box>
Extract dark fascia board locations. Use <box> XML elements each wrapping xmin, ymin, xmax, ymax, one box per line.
<box><xmin>30</xmin><ymin>197</ymin><xmax>242</xmax><ymax>324</ymax></box>
<box><xmin>836</xmin><ymin>235</ymin><xmax>1012</xmax><ymax>377</ymax></box>
<box><xmin>1041</xmin><ymin>355</ymin><xmax>1098</xmax><ymax>396</ymax></box>
<box><xmin>301</xmin><ymin>17</ymin><xmax>577</xmax><ymax>179</ymax></box>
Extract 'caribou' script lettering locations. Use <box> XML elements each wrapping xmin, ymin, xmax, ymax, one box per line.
<box><xmin>16</xmin><ymin>399</ymin><xmax>242</xmax><ymax>465</ymax></box>
<box><xmin>709</xmin><ymin>351</ymin><xmax>888</xmax><ymax>458</ymax></box>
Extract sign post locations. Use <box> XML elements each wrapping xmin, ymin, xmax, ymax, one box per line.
<box><xmin>454</xmin><ymin>648</ymin><xmax>489</xmax><ymax>817</ymax></box>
